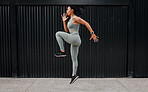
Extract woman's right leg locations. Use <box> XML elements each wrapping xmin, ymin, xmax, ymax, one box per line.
<box><xmin>55</xmin><ymin>31</ymin><xmax>80</xmax><ymax>51</ymax></box>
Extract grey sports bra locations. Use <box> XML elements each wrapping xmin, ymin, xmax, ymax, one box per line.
<box><xmin>67</xmin><ymin>15</ymin><xmax>80</xmax><ymax>32</ymax></box>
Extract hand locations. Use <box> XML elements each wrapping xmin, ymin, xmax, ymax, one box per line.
<box><xmin>89</xmin><ymin>33</ymin><xmax>99</xmax><ymax>42</ymax></box>
<box><xmin>61</xmin><ymin>13</ymin><xmax>69</xmax><ymax>22</ymax></box>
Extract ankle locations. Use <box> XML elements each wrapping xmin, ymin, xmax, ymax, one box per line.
<box><xmin>61</xmin><ymin>50</ymin><xmax>65</xmax><ymax>52</ymax></box>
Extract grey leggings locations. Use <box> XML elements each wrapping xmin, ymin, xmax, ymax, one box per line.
<box><xmin>55</xmin><ymin>31</ymin><xmax>81</xmax><ymax>75</ymax></box>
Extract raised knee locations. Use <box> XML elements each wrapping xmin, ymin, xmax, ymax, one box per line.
<box><xmin>55</xmin><ymin>31</ymin><xmax>63</xmax><ymax>36</ymax></box>
<box><xmin>55</xmin><ymin>31</ymin><xmax>60</xmax><ymax>36</ymax></box>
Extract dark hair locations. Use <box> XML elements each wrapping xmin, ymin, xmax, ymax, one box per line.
<box><xmin>68</xmin><ymin>5</ymin><xmax>85</xmax><ymax>16</ymax></box>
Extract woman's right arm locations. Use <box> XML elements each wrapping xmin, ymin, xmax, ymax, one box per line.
<box><xmin>61</xmin><ymin>13</ymin><xmax>69</xmax><ymax>33</ymax></box>
<box><xmin>63</xmin><ymin>21</ymin><xmax>69</xmax><ymax>33</ymax></box>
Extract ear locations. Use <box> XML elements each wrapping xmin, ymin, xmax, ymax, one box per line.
<box><xmin>71</xmin><ymin>9</ymin><xmax>74</xmax><ymax>13</ymax></box>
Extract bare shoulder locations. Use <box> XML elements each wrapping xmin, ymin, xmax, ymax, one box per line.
<box><xmin>73</xmin><ymin>15</ymin><xmax>82</xmax><ymax>20</ymax></box>
<box><xmin>73</xmin><ymin>15</ymin><xmax>87</xmax><ymax>25</ymax></box>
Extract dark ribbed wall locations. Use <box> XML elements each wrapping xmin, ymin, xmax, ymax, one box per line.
<box><xmin>134</xmin><ymin>0</ymin><xmax>148</xmax><ymax>77</ymax></box>
<box><xmin>0</xmin><ymin>0</ymin><xmax>148</xmax><ymax>78</ymax></box>
<box><xmin>16</xmin><ymin>6</ymin><xmax>70</xmax><ymax>77</ymax></box>
<box><xmin>16</xmin><ymin>5</ymin><xmax>128</xmax><ymax>78</ymax></box>
<box><xmin>0</xmin><ymin>6</ymin><xmax>12</xmax><ymax>77</ymax></box>
<box><xmin>79</xmin><ymin>6</ymin><xmax>128</xmax><ymax>77</ymax></box>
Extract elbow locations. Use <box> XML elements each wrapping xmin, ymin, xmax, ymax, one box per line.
<box><xmin>84</xmin><ymin>22</ymin><xmax>89</xmax><ymax>26</ymax></box>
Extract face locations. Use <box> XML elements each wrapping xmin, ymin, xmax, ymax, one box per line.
<box><xmin>66</xmin><ymin>6</ymin><xmax>73</xmax><ymax>16</ymax></box>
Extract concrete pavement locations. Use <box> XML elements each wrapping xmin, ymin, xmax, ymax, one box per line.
<box><xmin>0</xmin><ymin>78</ymin><xmax>148</xmax><ymax>92</ymax></box>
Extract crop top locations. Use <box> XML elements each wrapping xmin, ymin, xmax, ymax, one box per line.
<box><xmin>67</xmin><ymin>15</ymin><xmax>80</xmax><ymax>32</ymax></box>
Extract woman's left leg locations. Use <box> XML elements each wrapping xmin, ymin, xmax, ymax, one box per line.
<box><xmin>70</xmin><ymin>44</ymin><xmax>80</xmax><ymax>76</ymax></box>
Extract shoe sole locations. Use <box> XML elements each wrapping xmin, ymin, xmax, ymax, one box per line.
<box><xmin>54</xmin><ymin>54</ymin><xmax>66</xmax><ymax>57</ymax></box>
<box><xmin>70</xmin><ymin>76</ymin><xmax>79</xmax><ymax>84</ymax></box>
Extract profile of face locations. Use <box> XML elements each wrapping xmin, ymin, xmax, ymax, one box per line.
<box><xmin>66</xmin><ymin>6</ymin><xmax>74</xmax><ymax>16</ymax></box>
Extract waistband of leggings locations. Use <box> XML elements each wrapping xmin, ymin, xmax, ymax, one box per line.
<box><xmin>70</xmin><ymin>32</ymin><xmax>79</xmax><ymax>35</ymax></box>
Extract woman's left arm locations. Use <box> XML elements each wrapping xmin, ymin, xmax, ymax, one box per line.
<box><xmin>74</xmin><ymin>16</ymin><xmax>99</xmax><ymax>42</ymax></box>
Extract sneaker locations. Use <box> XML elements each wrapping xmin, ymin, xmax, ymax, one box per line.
<box><xmin>54</xmin><ymin>50</ymin><xmax>66</xmax><ymax>57</ymax></box>
<box><xmin>69</xmin><ymin>75</ymin><xmax>79</xmax><ymax>84</ymax></box>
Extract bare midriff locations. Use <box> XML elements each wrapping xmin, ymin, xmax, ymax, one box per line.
<box><xmin>70</xmin><ymin>30</ymin><xmax>78</xmax><ymax>33</ymax></box>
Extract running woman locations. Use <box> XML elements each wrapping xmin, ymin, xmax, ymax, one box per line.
<box><xmin>54</xmin><ymin>5</ymin><xmax>99</xmax><ymax>84</ymax></box>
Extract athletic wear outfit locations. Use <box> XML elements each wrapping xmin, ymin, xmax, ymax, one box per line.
<box><xmin>55</xmin><ymin>15</ymin><xmax>81</xmax><ymax>84</ymax></box>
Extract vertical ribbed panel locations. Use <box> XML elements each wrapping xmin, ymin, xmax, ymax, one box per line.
<box><xmin>79</xmin><ymin>6</ymin><xmax>128</xmax><ymax>77</ymax></box>
<box><xmin>17</xmin><ymin>5</ymin><xmax>128</xmax><ymax>78</ymax></box>
<box><xmin>17</xmin><ymin>6</ymin><xmax>70</xmax><ymax>78</ymax></box>
<box><xmin>0</xmin><ymin>6</ymin><xmax>12</xmax><ymax>77</ymax></box>
<box><xmin>134</xmin><ymin>0</ymin><xmax>148</xmax><ymax>77</ymax></box>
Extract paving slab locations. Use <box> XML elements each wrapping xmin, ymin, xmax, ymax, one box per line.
<box><xmin>0</xmin><ymin>78</ymin><xmax>37</xmax><ymax>92</ymax></box>
<box><xmin>0</xmin><ymin>78</ymin><xmax>147</xmax><ymax>92</ymax></box>
<box><xmin>117</xmin><ymin>78</ymin><xmax>148</xmax><ymax>92</ymax></box>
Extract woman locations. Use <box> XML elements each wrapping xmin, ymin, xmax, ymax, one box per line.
<box><xmin>54</xmin><ymin>5</ymin><xmax>99</xmax><ymax>84</ymax></box>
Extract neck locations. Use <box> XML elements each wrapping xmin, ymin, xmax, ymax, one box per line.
<box><xmin>70</xmin><ymin>14</ymin><xmax>75</xmax><ymax>18</ymax></box>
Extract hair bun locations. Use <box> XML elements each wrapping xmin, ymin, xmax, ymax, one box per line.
<box><xmin>69</xmin><ymin>5</ymin><xmax>85</xmax><ymax>16</ymax></box>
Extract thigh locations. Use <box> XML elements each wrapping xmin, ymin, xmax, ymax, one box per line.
<box><xmin>56</xmin><ymin>31</ymin><xmax>76</xmax><ymax>45</ymax></box>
